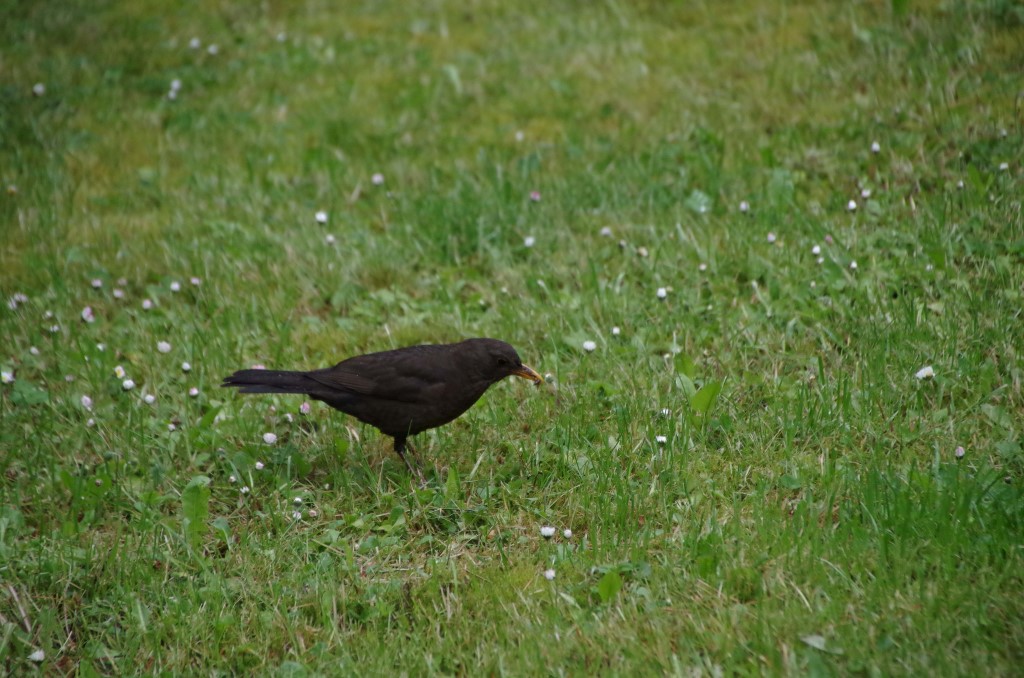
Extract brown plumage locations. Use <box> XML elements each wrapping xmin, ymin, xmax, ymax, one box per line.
<box><xmin>221</xmin><ymin>338</ymin><xmax>542</xmax><ymax>479</ymax></box>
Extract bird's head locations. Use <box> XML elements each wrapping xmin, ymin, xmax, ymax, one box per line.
<box><xmin>460</xmin><ymin>338</ymin><xmax>543</xmax><ymax>385</ymax></box>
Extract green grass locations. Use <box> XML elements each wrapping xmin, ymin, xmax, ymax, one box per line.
<box><xmin>3</xmin><ymin>0</ymin><xmax>1023</xmax><ymax>674</ymax></box>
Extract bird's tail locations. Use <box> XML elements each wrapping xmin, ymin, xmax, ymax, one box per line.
<box><xmin>221</xmin><ymin>369</ymin><xmax>318</xmax><ymax>395</ymax></box>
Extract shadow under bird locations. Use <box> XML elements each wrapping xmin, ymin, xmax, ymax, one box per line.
<box><xmin>221</xmin><ymin>338</ymin><xmax>542</xmax><ymax>480</ymax></box>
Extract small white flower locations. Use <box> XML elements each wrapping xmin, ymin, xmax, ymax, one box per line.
<box><xmin>284</xmin><ymin>413</ymin><xmax>294</xmax><ymax>423</ymax></box>
<box><xmin>190</xmin><ymin>276</ymin><xmax>201</xmax><ymax>286</ymax></box>
<box><xmin>300</xmin><ymin>402</ymin><xmax>311</xmax><ymax>415</ymax></box>
<box><xmin>49</xmin><ymin>324</ymin><xmax>60</xmax><ymax>333</ymax></box>
<box><xmin>523</xmin><ymin>235</ymin><xmax>536</xmax><ymax>248</ymax></box>
<box><xmin>80</xmin><ymin>395</ymin><xmax>93</xmax><ymax>410</ymax></box>
<box><xmin>96</xmin><ymin>343</ymin><xmax>106</xmax><ymax>352</ymax></box>
<box><xmin>114</xmin><ymin>365</ymin><xmax>126</xmax><ymax>379</ymax></box>
<box><xmin>113</xmin><ymin>288</ymin><xmax>125</xmax><ymax>299</ymax></box>
<box><xmin>91</xmin><ymin>278</ymin><xmax>103</xmax><ymax>289</ymax></box>
<box><xmin>65</xmin><ymin>374</ymin><xmax>75</xmax><ymax>383</ymax></box>
<box><xmin>925</xmin><ymin>264</ymin><xmax>934</xmax><ymax>272</ymax></box>
<box><xmin>563</xmin><ymin>528</ymin><xmax>572</xmax><ymax>539</ymax></box>
<box><xmin>325</xmin><ymin>234</ymin><xmax>336</xmax><ymax>245</ymax></box>
<box><xmin>122</xmin><ymin>379</ymin><xmax>136</xmax><ymax>391</ymax></box>
<box><xmin>28</xmin><ymin>649</ymin><xmax>45</xmax><ymax>663</ymax></box>
<box><xmin>582</xmin><ymin>340</ymin><xmax>597</xmax><ymax>352</ymax></box>
<box><xmin>817</xmin><ymin>256</ymin><xmax>825</xmax><ymax>265</ymax></box>
<box><xmin>698</xmin><ymin>262</ymin><xmax>707</xmax><ymax>272</ymax></box>
<box><xmin>315</xmin><ymin>210</ymin><xmax>328</xmax><ymax>224</ymax></box>
<box><xmin>157</xmin><ymin>341</ymin><xmax>172</xmax><ymax>353</ymax></box>
<box><xmin>812</xmin><ymin>245</ymin><xmax>821</xmax><ymax>255</ymax></box>
<box><xmin>611</xmin><ymin>326</ymin><xmax>621</xmax><ymax>336</ymax></box>
<box><xmin>849</xmin><ymin>260</ymin><xmax>858</xmax><ymax>270</ymax></box>
<box><xmin>189</xmin><ymin>37</ymin><xmax>201</xmax><ymax>49</ymax></box>
<box><xmin>168</xmin><ymin>423</ymin><xmax>177</xmax><ymax>432</ymax></box>
<box><xmin>240</xmin><ymin>485</ymin><xmax>250</xmax><ymax>494</ymax></box>
<box><xmin>861</xmin><ymin>188</ymin><xmax>871</xmax><ymax>199</ymax></box>
<box><xmin>659</xmin><ymin>408</ymin><xmax>671</xmax><ymax>417</ymax></box>
<box><xmin>29</xmin><ymin>346</ymin><xmax>40</xmax><ymax>356</ymax></box>
<box><xmin>540</xmin><ymin>526</ymin><xmax>555</xmax><ymax>538</ymax></box>
<box><xmin>955</xmin><ymin>446</ymin><xmax>965</xmax><ymax>459</ymax></box>
<box><xmin>810</xmin><ymin>281</ymin><xmax>817</xmax><ymax>288</ymax></box>
<box><xmin>766</xmin><ymin>232</ymin><xmax>777</xmax><ymax>243</ymax></box>
<box><xmin>739</xmin><ymin>201</ymin><xmax>750</xmax><ymax>213</ymax></box>
<box><xmin>142</xmin><ymin>299</ymin><xmax>154</xmax><ymax>310</ymax></box>
<box><xmin>371</xmin><ymin>172</ymin><xmax>385</xmax><ymax>185</ymax></box>
<box><xmin>144</xmin><ymin>394</ymin><xmax>156</xmax><ymax>404</ymax></box>
<box><xmin>291</xmin><ymin>510</ymin><xmax>303</xmax><ymax>520</ymax></box>
<box><xmin>599</xmin><ymin>226</ymin><xmax>613</xmax><ymax>237</ymax></box>
<box><xmin>86</xmin><ymin>418</ymin><xmax>95</xmax><ymax>427</ymax></box>
<box><xmin>957</xmin><ymin>179</ymin><xmax>965</xmax><ymax>189</ymax></box>
<box><xmin>207</xmin><ymin>43</ymin><xmax>219</xmax><ymax>55</ymax></box>
<box><xmin>1</xmin><ymin>371</ymin><xmax>14</xmax><ymax>384</ymax></box>
<box><xmin>169</xmin><ymin>281</ymin><xmax>181</xmax><ymax>292</ymax></box>
<box><xmin>229</xmin><ymin>475</ymin><xmax>237</xmax><ymax>483</ymax></box>
<box><xmin>999</xmin><ymin>162</ymin><xmax>1009</xmax><ymax>171</ymax></box>
<box><xmin>293</xmin><ymin>497</ymin><xmax>303</xmax><ymax>505</ymax></box>
<box><xmin>514</xmin><ymin>130</ymin><xmax>525</xmax><ymax>142</ymax></box>
<box><xmin>255</xmin><ymin>461</ymin><xmax>265</xmax><ymax>470</ymax></box>
<box><xmin>189</xmin><ymin>387</ymin><xmax>199</xmax><ymax>398</ymax></box>
<box><xmin>870</xmin><ymin>140</ymin><xmax>881</xmax><ymax>153</ymax></box>
<box><xmin>263</xmin><ymin>432</ymin><xmax>278</xmax><ymax>445</ymax></box>
<box><xmin>32</xmin><ymin>83</ymin><xmax>46</xmax><ymax>96</ymax></box>
<box><xmin>655</xmin><ymin>435</ymin><xmax>667</xmax><ymax>445</ymax></box>
<box><xmin>307</xmin><ymin>509</ymin><xmax>319</xmax><ymax>518</ymax></box>
<box><xmin>915</xmin><ymin>365</ymin><xmax>935</xmax><ymax>380</ymax></box>
<box><xmin>170</xmin><ymin>79</ymin><xmax>182</xmax><ymax>92</ymax></box>
<box><xmin>43</xmin><ymin>310</ymin><xmax>53</xmax><ymax>319</ymax></box>
<box><xmin>181</xmin><ymin>361</ymin><xmax>191</xmax><ymax>372</ymax></box>
<box><xmin>656</xmin><ymin>287</ymin><xmax>667</xmax><ymax>300</ymax></box>
<box><xmin>847</xmin><ymin>200</ymin><xmax>857</xmax><ymax>211</ymax></box>
<box><xmin>543</xmin><ymin>568</ymin><xmax>556</xmax><ymax>581</ymax></box>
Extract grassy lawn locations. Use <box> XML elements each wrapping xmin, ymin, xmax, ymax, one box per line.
<box><xmin>2</xmin><ymin>0</ymin><xmax>1023</xmax><ymax>674</ymax></box>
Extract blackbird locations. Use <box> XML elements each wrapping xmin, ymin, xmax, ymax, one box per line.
<box><xmin>221</xmin><ymin>338</ymin><xmax>542</xmax><ymax>480</ymax></box>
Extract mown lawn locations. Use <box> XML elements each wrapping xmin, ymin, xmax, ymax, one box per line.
<box><xmin>2</xmin><ymin>0</ymin><xmax>1023</xmax><ymax>674</ymax></box>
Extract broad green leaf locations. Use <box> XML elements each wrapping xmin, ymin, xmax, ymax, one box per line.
<box><xmin>690</xmin><ymin>381</ymin><xmax>722</xmax><ymax>415</ymax></box>
<box><xmin>181</xmin><ymin>475</ymin><xmax>211</xmax><ymax>547</ymax></box>
<box><xmin>597</xmin><ymin>569</ymin><xmax>623</xmax><ymax>602</ymax></box>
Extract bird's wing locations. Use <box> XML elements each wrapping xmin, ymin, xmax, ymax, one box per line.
<box><xmin>306</xmin><ymin>347</ymin><xmax>450</xmax><ymax>403</ymax></box>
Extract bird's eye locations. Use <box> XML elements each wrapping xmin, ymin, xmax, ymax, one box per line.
<box><xmin>496</xmin><ymin>356</ymin><xmax>509</xmax><ymax>366</ymax></box>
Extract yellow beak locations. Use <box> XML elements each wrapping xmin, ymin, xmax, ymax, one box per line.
<box><xmin>512</xmin><ymin>364</ymin><xmax>543</xmax><ymax>384</ymax></box>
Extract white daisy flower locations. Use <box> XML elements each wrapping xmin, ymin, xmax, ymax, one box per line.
<box><xmin>540</xmin><ymin>526</ymin><xmax>555</xmax><ymax>538</ymax></box>
<box><xmin>157</xmin><ymin>341</ymin><xmax>172</xmax><ymax>353</ymax></box>
<box><xmin>263</xmin><ymin>432</ymin><xmax>278</xmax><ymax>445</ymax></box>
<box><xmin>582</xmin><ymin>340</ymin><xmax>597</xmax><ymax>352</ymax></box>
<box><xmin>915</xmin><ymin>365</ymin><xmax>935</xmax><ymax>380</ymax></box>
<box><xmin>122</xmin><ymin>379</ymin><xmax>136</xmax><ymax>391</ymax></box>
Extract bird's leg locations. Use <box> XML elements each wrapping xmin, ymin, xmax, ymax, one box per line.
<box><xmin>394</xmin><ymin>437</ymin><xmax>426</xmax><ymax>485</ymax></box>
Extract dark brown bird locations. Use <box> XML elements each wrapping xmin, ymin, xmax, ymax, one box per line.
<box><xmin>221</xmin><ymin>338</ymin><xmax>542</xmax><ymax>480</ymax></box>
